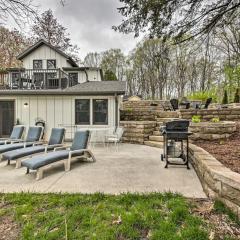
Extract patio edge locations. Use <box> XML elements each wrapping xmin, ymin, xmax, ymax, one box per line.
<box><xmin>189</xmin><ymin>143</ymin><xmax>240</xmax><ymax>218</ymax></box>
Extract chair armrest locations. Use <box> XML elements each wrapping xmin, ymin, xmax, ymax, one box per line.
<box><xmin>54</xmin><ymin>145</ymin><xmax>70</xmax><ymax>151</ymax></box>
<box><xmin>10</xmin><ymin>139</ymin><xmax>24</xmax><ymax>144</ymax></box>
<box><xmin>69</xmin><ymin>149</ymin><xmax>87</xmax><ymax>157</ymax></box>
<box><xmin>48</xmin><ymin>143</ymin><xmax>64</xmax><ymax>148</ymax></box>
<box><xmin>33</xmin><ymin>141</ymin><xmax>45</xmax><ymax>146</ymax></box>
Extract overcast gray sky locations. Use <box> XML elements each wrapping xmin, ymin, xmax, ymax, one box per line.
<box><xmin>25</xmin><ymin>0</ymin><xmax>140</xmax><ymax>59</ymax></box>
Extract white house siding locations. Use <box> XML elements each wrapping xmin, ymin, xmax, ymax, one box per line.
<box><xmin>87</xmin><ymin>70</ymin><xmax>101</xmax><ymax>82</ymax></box>
<box><xmin>21</xmin><ymin>45</ymin><xmax>72</xmax><ymax>69</ymax></box>
<box><xmin>67</xmin><ymin>69</ymin><xmax>102</xmax><ymax>83</ymax></box>
<box><xmin>0</xmin><ymin>95</ymin><xmax>118</xmax><ymax>141</ymax></box>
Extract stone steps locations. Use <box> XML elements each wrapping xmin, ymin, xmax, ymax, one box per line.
<box><xmin>153</xmin><ymin>131</ymin><xmax>162</xmax><ymax>136</ymax></box>
<box><xmin>149</xmin><ymin>135</ymin><xmax>164</xmax><ymax>142</ymax></box>
<box><xmin>156</xmin><ymin>118</ymin><xmax>179</xmax><ymax>123</ymax></box>
<box><xmin>144</xmin><ymin>141</ymin><xmax>163</xmax><ymax>148</ymax></box>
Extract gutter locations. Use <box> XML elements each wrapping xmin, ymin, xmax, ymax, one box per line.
<box><xmin>0</xmin><ymin>90</ymin><xmax>125</xmax><ymax>96</ymax></box>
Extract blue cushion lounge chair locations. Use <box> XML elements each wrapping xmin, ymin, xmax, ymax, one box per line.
<box><xmin>0</xmin><ymin>126</ymin><xmax>25</xmax><ymax>145</ymax></box>
<box><xmin>0</xmin><ymin>126</ymin><xmax>43</xmax><ymax>160</ymax></box>
<box><xmin>22</xmin><ymin>130</ymin><xmax>96</xmax><ymax>180</ymax></box>
<box><xmin>2</xmin><ymin>128</ymin><xmax>65</xmax><ymax>168</ymax></box>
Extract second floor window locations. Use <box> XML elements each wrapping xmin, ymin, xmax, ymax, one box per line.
<box><xmin>33</xmin><ymin>60</ymin><xmax>42</xmax><ymax>69</ymax></box>
<box><xmin>69</xmin><ymin>73</ymin><xmax>78</xmax><ymax>87</ymax></box>
<box><xmin>47</xmin><ymin>59</ymin><xmax>56</xmax><ymax>69</ymax></box>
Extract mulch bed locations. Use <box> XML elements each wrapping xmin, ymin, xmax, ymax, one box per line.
<box><xmin>191</xmin><ymin>199</ymin><xmax>240</xmax><ymax>239</ymax></box>
<box><xmin>195</xmin><ymin>127</ymin><xmax>240</xmax><ymax>174</ymax></box>
<box><xmin>0</xmin><ymin>202</ymin><xmax>19</xmax><ymax>240</ymax></box>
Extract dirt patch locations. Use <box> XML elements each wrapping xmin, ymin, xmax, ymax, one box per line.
<box><xmin>0</xmin><ymin>215</ymin><xmax>19</xmax><ymax>240</ymax></box>
<box><xmin>191</xmin><ymin>199</ymin><xmax>240</xmax><ymax>239</ymax></box>
<box><xmin>195</xmin><ymin>125</ymin><xmax>240</xmax><ymax>174</ymax></box>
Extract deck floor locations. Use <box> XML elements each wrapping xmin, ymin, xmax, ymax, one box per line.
<box><xmin>0</xmin><ymin>144</ymin><xmax>206</xmax><ymax>198</ymax></box>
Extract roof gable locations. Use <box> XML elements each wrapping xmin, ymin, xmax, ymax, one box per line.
<box><xmin>17</xmin><ymin>39</ymin><xmax>78</xmax><ymax>67</ymax></box>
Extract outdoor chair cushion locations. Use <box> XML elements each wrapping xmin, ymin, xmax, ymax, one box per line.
<box><xmin>10</xmin><ymin>126</ymin><xmax>25</xmax><ymax>140</ymax></box>
<box><xmin>48</xmin><ymin>128</ymin><xmax>65</xmax><ymax>145</ymax></box>
<box><xmin>71</xmin><ymin>130</ymin><xmax>89</xmax><ymax>151</ymax></box>
<box><xmin>22</xmin><ymin>150</ymin><xmax>83</xmax><ymax>170</ymax></box>
<box><xmin>1</xmin><ymin>128</ymin><xmax>65</xmax><ymax>161</ymax></box>
<box><xmin>26</xmin><ymin>127</ymin><xmax>43</xmax><ymax>142</ymax></box>
<box><xmin>0</xmin><ymin>142</ymin><xmax>33</xmax><ymax>154</ymax></box>
<box><xmin>0</xmin><ymin>126</ymin><xmax>25</xmax><ymax>145</ymax></box>
<box><xmin>2</xmin><ymin>145</ymin><xmax>46</xmax><ymax>161</ymax></box>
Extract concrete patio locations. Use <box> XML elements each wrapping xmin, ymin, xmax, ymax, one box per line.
<box><xmin>0</xmin><ymin>144</ymin><xmax>206</xmax><ymax>198</ymax></box>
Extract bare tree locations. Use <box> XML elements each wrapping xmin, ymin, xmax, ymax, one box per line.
<box><xmin>84</xmin><ymin>52</ymin><xmax>102</xmax><ymax>68</ymax></box>
<box><xmin>31</xmin><ymin>9</ymin><xmax>80</xmax><ymax>61</ymax></box>
<box><xmin>0</xmin><ymin>0</ymin><xmax>37</xmax><ymax>26</ymax></box>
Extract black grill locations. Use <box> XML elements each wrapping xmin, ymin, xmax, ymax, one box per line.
<box><xmin>160</xmin><ymin>120</ymin><xmax>192</xmax><ymax>169</ymax></box>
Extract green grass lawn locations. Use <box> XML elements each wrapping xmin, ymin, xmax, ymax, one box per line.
<box><xmin>0</xmin><ymin>192</ymin><xmax>239</xmax><ymax>240</ymax></box>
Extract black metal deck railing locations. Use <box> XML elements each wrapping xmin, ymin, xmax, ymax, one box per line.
<box><xmin>0</xmin><ymin>68</ymin><xmax>78</xmax><ymax>90</ymax></box>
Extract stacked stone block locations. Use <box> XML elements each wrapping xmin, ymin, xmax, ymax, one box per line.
<box><xmin>189</xmin><ymin>144</ymin><xmax>240</xmax><ymax>218</ymax></box>
<box><xmin>120</xmin><ymin>121</ymin><xmax>156</xmax><ymax>144</ymax></box>
<box><xmin>180</xmin><ymin>108</ymin><xmax>240</xmax><ymax>121</ymax></box>
<box><xmin>190</xmin><ymin>121</ymin><xmax>237</xmax><ymax>140</ymax></box>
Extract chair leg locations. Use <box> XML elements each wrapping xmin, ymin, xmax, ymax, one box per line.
<box><xmin>64</xmin><ymin>157</ymin><xmax>71</xmax><ymax>171</ymax></box>
<box><xmin>87</xmin><ymin>150</ymin><xmax>96</xmax><ymax>162</ymax></box>
<box><xmin>36</xmin><ymin>169</ymin><xmax>43</xmax><ymax>180</ymax></box>
<box><xmin>16</xmin><ymin>159</ymin><xmax>22</xmax><ymax>169</ymax></box>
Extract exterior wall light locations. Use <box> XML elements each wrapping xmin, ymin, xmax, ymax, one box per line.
<box><xmin>23</xmin><ymin>102</ymin><xmax>29</xmax><ymax>108</ymax></box>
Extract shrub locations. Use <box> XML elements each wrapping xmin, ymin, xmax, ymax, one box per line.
<box><xmin>125</xmin><ymin>108</ymin><xmax>133</xmax><ymax>112</ymax></box>
<box><xmin>192</xmin><ymin>115</ymin><xmax>201</xmax><ymax>123</ymax></box>
<box><xmin>187</xmin><ymin>90</ymin><xmax>217</xmax><ymax>102</ymax></box>
<box><xmin>233</xmin><ymin>88</ymin><xmax>240</xmax><ymax>103</ymax></box>
<box><xmin>211</xmin><ymin>117</ymin><xmax>220</xmax><ymax>123</ymax></box>
<box><xmin>222</xmin><ymin>90</ymin><xmax>228</xmax><ymax>104</ymax></box>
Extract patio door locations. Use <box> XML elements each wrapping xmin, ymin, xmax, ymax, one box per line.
<box><xmin>0</xmin><ymin>101</ymin><xmax>15</xmax><ymax>138</ymax></box>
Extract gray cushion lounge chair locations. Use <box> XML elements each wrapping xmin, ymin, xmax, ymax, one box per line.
<box><xmin>0</xmin><ymin>126</ymin><xmax>25</xmax><ymax>145</ymax></box>
<box><xmin>0</xmin><ymin>126</ymin><xmax>43</xmax><ymax>159</ymax></box>
<box><xmin>22</xmin><ymin>130</ymin><xmax>96</xmax><ymax>180</ymax></box>
<box><xmin>2</xmin><ymin>128</ymin><xmax>65</xmax><ymax>168</ymax></box>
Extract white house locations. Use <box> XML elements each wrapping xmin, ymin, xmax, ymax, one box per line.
<box><xmin>0</xmin><ymin>39</ymin><xmax>125</xmax><ymax>140</ymax></box>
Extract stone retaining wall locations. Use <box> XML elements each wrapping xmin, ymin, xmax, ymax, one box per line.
<box><xmin>120</xmin><ymin>110</ymin><xmax>156</xmax><ymax>121</ymax></box>
<box><xmin>189</xmin><ymin>144</ymin><xmax>240</xmax><ymax>218</ymax></box>
<box><xmin>120</xmin><ymin>110</ymin><xmax>179</xmax><ymax>121</ymax></box>
<box><xmin>120</xmin><ymin>121</ymin><xmax>156</xmax><ymax>144</ymax></box>
<box><xmin>180</xmin><ymin>108</ymin><xmax>240</xmax><ymax>121</ymax></box>
<box><xmin>122</xmin><ymin>100</ymin><xmax>169</xmax><ymax>111</ymax></box>
<box><xmin>189</xmin><ymin>121</ymin><xmax>237</xmax><ymax>141</ymax></box>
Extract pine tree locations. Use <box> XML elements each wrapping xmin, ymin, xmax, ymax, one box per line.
<box><xmin>222</xmin><ymin>90</ymin><xmax>228</xmax><ymax>104</ymax></box>
<box><xmin>234</xmin><ymin>88</ymin><xmax>240</xmax><ymax>103</ymax></box>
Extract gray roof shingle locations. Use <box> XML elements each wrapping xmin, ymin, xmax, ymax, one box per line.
<box><xmin>0</xmin><ymin>81</ymin><xmax>126</xmax><ymax>96</ymax></box>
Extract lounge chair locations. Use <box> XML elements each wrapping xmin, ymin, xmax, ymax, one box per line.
<box><xmin>195</xmin><ymin>98</ymin><xmax>212</xmax><ymax>109</ymax></box>
<box><xmin>170</xmin><ymin>99</ymin><xmax>179</xmax><ymax>111</ymax></box>
<box><xmin>2</xmin><ymin>128</ymin><xmax>65</xmax><ymax>168</ymax></box>
<box><xmin>0</xmin><ymin>126</ymin><xmax>43</xmax><ymax>160</ymax></box>
<box><xmin>0</xmin><ymin>126</ymin><xmax>25</xmax><ymax>145</ymax></box>
<box><xmin>22</xmin><ymin>130</ymin><xmax>96</xmax><ymax>180</ymax></box>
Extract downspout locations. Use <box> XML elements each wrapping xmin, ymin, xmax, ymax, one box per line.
<box><xmin>115</xmin><ymin>93</ymin><xmax>118</xmax><ymax>132</ymax></box>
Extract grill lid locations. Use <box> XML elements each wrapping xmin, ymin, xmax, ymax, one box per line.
<box><xmin>165</xmin><ymin>120</ymin><xmax>190</xmax><ymax>131</ymax></box>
